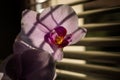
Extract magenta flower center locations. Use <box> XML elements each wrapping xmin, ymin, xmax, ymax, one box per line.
<box><xmin>45</xmin><ymin>26</ymin><xmax>71</xmax><ymax>48</ymax></box>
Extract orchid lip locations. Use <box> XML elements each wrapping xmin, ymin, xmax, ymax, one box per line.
<box><xmin>45</xmin><ymin>26</ymin><xmax>71</xmax><ymax>48</ymax></box>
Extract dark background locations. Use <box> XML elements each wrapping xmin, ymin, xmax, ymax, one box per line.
<box><xmin>0</xmin><ymin>0</ymin><xmax>26</xmax><ymax>59</ymax></box>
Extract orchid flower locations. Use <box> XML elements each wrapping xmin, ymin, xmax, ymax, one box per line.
<box><xmin>16</xmin><ymin>4</ymin><xmax>87</xmax><ymax>61</ymax></box>
<box><xmin>0</xmin><ymin>4</ymin><xmax>87</xmax><ymax>80</ymax></box>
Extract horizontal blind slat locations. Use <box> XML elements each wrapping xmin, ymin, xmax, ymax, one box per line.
<box><xmin>78</xmin><ymin>7</ymin><xmax>120</xmax><ymax>17</ymax></box>
<box><xmin>80</xmin><ymin>22</ymin><xmax>120</xmax><ymax>31</ymax></box>
<box><xmin>56</xmin><ymin>58</ymin><xmax>120</xmax><ymax>78</ymax></box>
<box><xmin>64</xmin><ymin>51</ymin><xmax>120</xmax><ymax>64</ymax></box>
<box><xmin>76</xmin><ymin>37</ymin><xmax>120</xmax><ymax>46</ymax></box>
<box><xmin>56</xmin><ymin>69</ymin><xmax>120</xmax><ymax>80</ymax></box>
<box><xmin>68</xmin><ymin>0</ymin><xmax>94</xmax><ymax>6</ymax></box>
<box><xmin>55</xmin><ymin>0</ymin><xmax>94</xmax><ymax>6</ymax></box>
<box><xmin>56</xmin><ymin>69</ymin><xmax>86</xmax><ymax>80</ymax></box>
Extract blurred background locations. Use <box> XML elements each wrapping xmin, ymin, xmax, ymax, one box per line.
<box><xmin>0</xmin><ymin>0</ymin><xmax>120</xmax><ymax>80</ymax></box>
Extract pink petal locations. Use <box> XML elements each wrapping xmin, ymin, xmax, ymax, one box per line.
<box><xmin>60</xmin><ymin>12</ymin><xmax>78</xmax><ymax>34</ymax></box>
<box><xmin>41</xmin><ymin>42</ymin><xmax>54</xmax><ymax>54</ymax></box>
<box><xmin>39</xmin><ymin>5</ymin><xmax>78</xmax><ymax>34</ymax></box>
<box><xmin>53</xmin><ymin>48</ymin><xmax>63</xmax><ymax>61</ymax></box>
<box><xmin>52</xmin><ymin>5</ymin><xmax>78</xmax><ymax>34</ymax></box>
<box><xmin>19</xmin><ymin>10</ymin><xmax>51</xmax><ymax>49</ymax></box>
<box><xmin>70</xmin><ymin>28</ymin><xmax>87</xmax><ymax>45</ymax></box>
<box><xmin>38</xmin><ymin>6</ymin><xmax>58</xmax><ymax>30</ymax></box>
<box><xmin>21</xmin><ymin>9</ymin><xmax>37</xmax><ymax>34</ymax></box>
<box><xmin>21</xmin><ymin>9</ymin><xmax>50</xmax><ymax>34</ymax></box>
<box><xmin>28</xmin><ymin>27</ymin><xmax>54</xmax><ymax>53</ymax></box>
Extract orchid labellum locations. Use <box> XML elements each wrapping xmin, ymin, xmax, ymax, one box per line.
<box><xmin>0</xmin><ymin>5</ymin><xmax>87</xmax><ymax>80</ymax></box>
